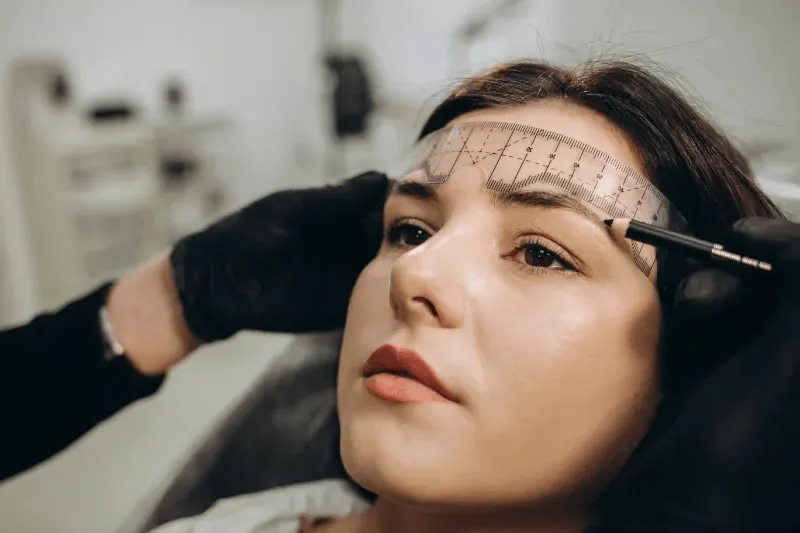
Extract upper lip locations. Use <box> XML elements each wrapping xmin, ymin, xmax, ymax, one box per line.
<box><xmin>363</xmin><ymin>344</ymin><xmax>458</xmax><ymax>402</ymax></box>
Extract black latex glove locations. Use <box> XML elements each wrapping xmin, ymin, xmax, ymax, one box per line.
<box><xmin>592</xmin><ymin>217</ymin><xmax>800</xmax><ymax>533</ymax></box>
<box><xmin>170</xmin><ymin>171</ymin><xmax>390</xmax><ymax>342</ymax></box>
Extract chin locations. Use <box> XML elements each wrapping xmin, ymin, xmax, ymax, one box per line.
<box><xmin>342</xmin><ymin>450</ymin><xmax>468</xmax><ymax>509</ymax></box>
<box><xmin>339</xmin><ymin>409</ymin><xmax>492</xmax><ymax>508</ymax></box>
<box><xmin>339</xmin><ymin>414</ymin><xmax>613</xmax><ymax>511</ymax></box>
<box><xmin>341</xmin><ymin>413</ymin><xmax>451</xmax><ymax>504</ymax></box>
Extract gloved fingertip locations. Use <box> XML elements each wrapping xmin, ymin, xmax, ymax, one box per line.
<box><xmin>342</xmin><ymin>170</ymin><xmax>392</xmax><ymax>202</ymax></box>
<box><xmin>674</xmin><ymin>268</ymin><xmax>741</xmax><ymax>311</ymax></box>
<box><xmin>344</xmin><ymin>170</ymin><xmax>388</xmax><ymax>187</ymax></box>
<box><xmin>732</xmin><ymin>217</ymin><xmax>777</xmax><ymax>234</ymax></box>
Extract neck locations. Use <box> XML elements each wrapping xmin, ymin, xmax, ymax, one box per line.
<box><xmin>357</xmin><ymin>496</ymin><xmax>593</xmax><ymax>533</ymax></box>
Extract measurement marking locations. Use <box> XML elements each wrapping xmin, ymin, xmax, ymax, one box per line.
<box><xmin>509</xmin><ymin>133</ymin><xmax>534</xmax><ymax>188</ymax></box>
<box><xmin>485</xmin><ymin>125</ymin><xmax>516</xmax><ymax>187</ymax></box>
<box><xmin>446</xmin><ymin>126</ymin><xmax>476</xmax><ymax>178</ymax></box>
<box><xmin>417</xmin><ymin>121</ymin><xmax>685</xmax><ymax>251</ymax></box>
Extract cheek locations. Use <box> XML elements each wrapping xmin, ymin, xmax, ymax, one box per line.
<box><xmin>344</xmin><ymin>259</ymin><xmax>391</xmax><ymax>333</ymax></box>
<box><xmin>338</xmin><ymin>258</ymin><xmax>393</xmax><ymax>387</ymax></box>
<box><xmin>471</xmin><ymin>282</ymin><xmax>662</xmax><ymax>497</ymax></box>
<box><xmin>479</xmin><ymin>283</ymin><xmax>660</xmax><ymax>390</ymax></box>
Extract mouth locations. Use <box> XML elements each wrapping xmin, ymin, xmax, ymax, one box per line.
<box><xmin>362</xmin><ymin>344</ymin><xmax>457</xmax><ymax>404</ymax></box>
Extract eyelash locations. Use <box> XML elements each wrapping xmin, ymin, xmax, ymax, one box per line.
<box><xmin>386</xmin><ymin>219</ymin><xmax>430</xmax><ymax>249</ymax></box>
<box><xmin>385</xmin><ymin>219</ymin><xmax>578</xmax><ymax>275</ymax></box>
<box><xmin>510</xmin><ymin>236</ymin><xmax>577</xmax><ymax>275</ymax></box>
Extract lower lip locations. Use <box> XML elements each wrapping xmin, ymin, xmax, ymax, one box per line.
<box><xmin>364</xmin><ymin>374</ymin><xmax>449</xmax><ymax>404</ymax></box>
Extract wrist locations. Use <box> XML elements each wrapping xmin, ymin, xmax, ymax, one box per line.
<box><xmin>107</xmin><ymin>251</ymin><xmax>201</xmax><ymax>375</ymax></box>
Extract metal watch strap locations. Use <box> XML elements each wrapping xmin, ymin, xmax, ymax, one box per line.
<box><xmin>99</xmin><ymin>305</ymin><xmax>126</xmax><ymax>362</ymax></box>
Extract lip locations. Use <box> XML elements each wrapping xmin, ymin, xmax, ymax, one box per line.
<box><xmin>362</xmin><ymin>344</ymin><xmax>457</xmax><ymax>404</ymax></box>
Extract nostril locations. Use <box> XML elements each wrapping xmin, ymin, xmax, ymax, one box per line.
<box><xmin>413</xmin><ymin>296</ymin><xmax>438</xmax><ymax>318</ymax></box>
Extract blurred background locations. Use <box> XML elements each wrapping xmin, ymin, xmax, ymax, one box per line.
<box><xmin>0</xmin><ymin>0</ymin><xmax>798</xmax><ymax>531</ymax></box>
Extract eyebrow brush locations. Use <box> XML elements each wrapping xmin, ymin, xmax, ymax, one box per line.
<box><xmin>604</xmin><ymin>219</ymin><xmax>773</xmax><ymax>274</ymax></box>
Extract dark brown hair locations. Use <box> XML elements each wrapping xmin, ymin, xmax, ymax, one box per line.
<box><xmin>419</xmin><ymin>60</ymin><xmax>783</xmax><ymax>238</ymax></box>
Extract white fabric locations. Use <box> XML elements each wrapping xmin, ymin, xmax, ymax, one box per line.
<box><xmin>149</xmin><ymin>479</ymin><xmax>370</xmax><ymax>533</ymax></box>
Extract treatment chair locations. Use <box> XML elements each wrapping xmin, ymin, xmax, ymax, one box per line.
<box><xmin>123</xmin><ymin>331</ymin><xmax>347</xmax><ymax>533</ymax></box>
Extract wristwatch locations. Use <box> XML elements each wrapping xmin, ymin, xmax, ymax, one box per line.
<box><xmin>97</xmin><ymin>297</ymin><xmax>166</xmax><ymax>397</ymax></box>
<box><xmin>99</xmin><ymin>305</ymin><xmax>126</xmax><ymax>362</ymax></box>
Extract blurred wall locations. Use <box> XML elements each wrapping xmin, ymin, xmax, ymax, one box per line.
<box><xmin>0</xmin><ymin>0</ymin><xmax>328</xmax><ymax>326</ymax></box>
<box><xmin>341</xmin><ymin>0</ymin><xmax>800</xmax><ymax>162</ymax></box>
<box><xmin>536</xmin><ymin>0</ymin><xmax>800</xmax><ymax>154</ymax></box>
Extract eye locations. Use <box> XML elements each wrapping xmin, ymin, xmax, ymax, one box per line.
<box><xmin>524</xmin><ymin>245</ymin><xmax>563</xmax><ymax>269</ymax></box>
<box><xmin>387</xmin><ymin>220</ymin><xmax>431</xmax><ymax>248</ymax></box>
<box><xmin>513</xmin><ymin>239</ymin><xmax>576</xmax><ymax>273</ymax></box>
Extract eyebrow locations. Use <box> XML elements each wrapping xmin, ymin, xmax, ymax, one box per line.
<box><xmin>390</xmin><ymin>180</ymin><xmax>619</xmax><ymax>243</ymax></box>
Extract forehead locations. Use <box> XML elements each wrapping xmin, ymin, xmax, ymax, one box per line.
<box><xmin>451</xmin><ymin>100</ymin><xmax>647</xmax><ymax>179</ymax></box>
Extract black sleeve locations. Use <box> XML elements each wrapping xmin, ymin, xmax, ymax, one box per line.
<box><xmin>0</xmin><ymin>283</ymin><xmax>166</xmax><ymax>482</ymax></box>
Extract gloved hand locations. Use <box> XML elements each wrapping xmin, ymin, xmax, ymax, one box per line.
<box><xmin>592</xmin><ymin>217</ymin><xmax>800</xmax><ymax>533</ymax></box>
<box><xmin>170</xmin><ymin>170</ymin><xmax>390</xmax><ymax>342</ymax></box>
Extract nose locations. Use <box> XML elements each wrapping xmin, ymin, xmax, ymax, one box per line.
<box><xmin>388</xmin><ymin>233</ymin><xmax>468</xmax><ymax>329</ymax></box>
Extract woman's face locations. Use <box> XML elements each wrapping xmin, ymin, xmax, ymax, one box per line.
<box><xmin>337</xmin><ymin>101</ymin><xmax>663</xmax><ymax>508</ymax></box>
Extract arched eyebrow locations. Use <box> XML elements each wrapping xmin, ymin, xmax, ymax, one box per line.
<box><xmin>389</xmin><ymin>180</ymin><xmax>620</xmax><ymax>244</ymax></box>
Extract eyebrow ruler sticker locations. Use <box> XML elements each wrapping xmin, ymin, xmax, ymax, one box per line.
<box><xmin>403</xmin><ymin>121</ymin><xmax>688</xmax><ymax>275</ymax></box>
